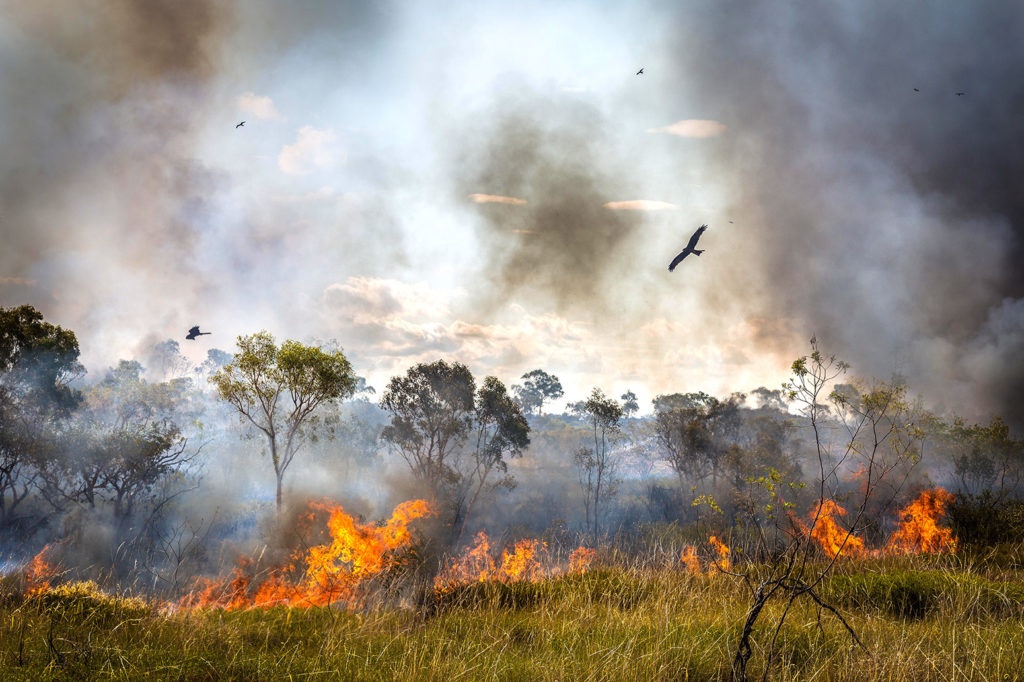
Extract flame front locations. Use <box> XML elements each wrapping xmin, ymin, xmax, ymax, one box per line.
<box><xmin>435</xmin><ymin>532</ymin><xmax>594</xmax><ymax>593</ymax></box>
<box><xmin>24</xmin><ymin>545</ymin><xmax>57</xmax><ymax>597</ymax></box>
<box><xmin>797</xmin><ymin>500</ymin><xmax>866</xmax><ymax>559</ymax></box>
<box><xmin>567</xmin><ymin>546</ymin><xmax>597</xmax><ymax>574</ymax></box>
<box><xmin>886</xmin><ymin>488</ymin><xmax>957</xmax><ymax>555</ymax></box>
<box><xmin>181</xmin><ymin>499</ymin><xmax>433</xmax><ymax>610</ymax></box>
<box><xmin>680</xmin><ymin>544</ymin><xmax>701</xmax><ymax>574</ymax></box>
<box><xmin>707</xmin><ymin>536</ymin><xmax>731</xmax><ymax>571</ymax></box>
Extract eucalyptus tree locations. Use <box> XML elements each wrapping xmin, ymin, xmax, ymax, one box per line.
<box><xmin>210</xmin><ymin>332</ymin><xmax>356</xmax><ymax>512</ymax></box>
<box><xmin>0</xmin><ymin>305</ymin><xmax>83</xmax><ymax>534</ymax></box>
<box><xmin>573</xmin><ymin>388</ymin><xmax>624</xmax><ymax>543</ymax></box>
<box><xmin>454</xmin><ymin>376</ymin><xmax>530</xmax><ymax>544</ymax></box>
<box><xmin>513</xmin><ymin>369</ymin><xmax>564</xmax><ymax>415</ymax></box>
<box><xmin>380</xmin><ymin>361</ymin><xmax>530</xmax><ymax>543</ymax></box>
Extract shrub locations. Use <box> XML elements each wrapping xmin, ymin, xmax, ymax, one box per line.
<box><xmin>947</xmin><ymin>492</ymin><xmax>1024</xmax><ymax>547</ymax></box>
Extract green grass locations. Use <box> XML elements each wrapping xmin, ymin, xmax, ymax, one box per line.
<box><xmin>1</xmin><ymin>556</ymin><xmax>1022</xmax><ymax>680</ymax></box>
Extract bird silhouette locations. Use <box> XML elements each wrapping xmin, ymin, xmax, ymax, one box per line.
<box><xmin>955</xmin><ymin>92</ymin><xmax>965</xmax><ymax>96</ymax></box>
<box><xmin>636</xmin><ymin>68</ymin><xmax>644</xmax><ymax>75</ymax></box>
<box><xmin>913</xmin><ymin>88</ymin><xmax>920</xmax><ymax>92</ymax></box>
<box><xmin>236</xmin><ymin>121</ymin><xmax>245</xmax><ymax>128</ymax></box>
<box><xmin>186</xmin><ymin>325</ymin><xmax>211</xmax><ymax>341</ymax></box>
<box><xmin>668</xmin><ymin>224</ymin><xmax>708</xmax><ymax>272</ymax></box>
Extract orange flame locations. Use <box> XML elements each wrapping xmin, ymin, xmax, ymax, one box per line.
<box><xmin>500</xmin><ymin>539</ymin><xmax>543</xmax><ymax>582</ymax></box>
<box><xmin>181</xmin><ymin>499</ymin><xmax>433</xmax><ymax>610</ymax></box>
<box><xmin>886</xmin><ymin>488</ymin><xmax>957</xmax><ymax>555</ymax></box>
<box><xmin>567</xmin><ymin>546</ymin><xmax>597</xmax><ymax>575</ymax></box>
<box><xmin>680</xmin><ymin>544</ymin><xmax>701</xmax><ymax>574</ymax></box>
<box><xmin>435</xmin><ymin>532</ymin><xmax>595</xmax><ymax>593</ymax></box>
<box><xmin>707</xmin><ymin>535</ymin><xmax>731</xmax><ymax>571</ymax></box>
<box><xmin>24</xmin><ymin>545</ymin><xmax>57</xmax><ymax>597</ymax></box>
<box><xmin>797</xmin><ymin>500</ymin><xmax>866</xmax><ymax>559</ymax></box>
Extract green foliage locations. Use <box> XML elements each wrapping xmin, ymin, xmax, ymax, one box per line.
<box><xmin>381</xmin><ymin>363</ymin><xmax>529</xmax><ymax>541</ymax></box>
<box><xmin>948</xmin><ymin>491</ymin><xmax>1024</xmax><ymax>547</ymax></box>
<box><xmin>0</xmin><ymin>305</ymin><xmax>84</xmax><ymax>532</ymax></box>
<box><xmin>2</xmin><ymin>559</ymin><xmax>1024</xmax><ymax>679</ymax></box>
<box><xmin>380</xmin><ymin>360</ymin><xmax>476</xmax><ymax>493</ymax></box>
<box><xmin>29</xmin><ymin>581</ymin><xmax>151</xmax><ymax>625</ymax></box>
<box><xmin>0</xmin><ymin>304</ymin><xmax>83</xmax><ymax>413</ymax></box>
<box><xmin>823</xmin><ymin>569</ymin><xmax>1024</xmax><ymax>619</ymax></box>
<box><xmin>620</xmin><ymin>390</ymin><xmax>639</xmax><ymax>418</ymax></box>
<box><xmin>574</xmin><ymin>388</ymin><xmax>624</xmax><ymax>541</ymax></box>
<box><xmin>653</xmin><ymin>391</ymin><xmax>742</xmax><ymax>488</ymax></box>
<box><xmin>512</xmin><ymin>369</ymin><xmax>564</xmax><ymax>415</ymax></box>
<box><xmin>210</xmin><ymin>331</ymin><xmax>357</xmax><ymax>510</ymax></box>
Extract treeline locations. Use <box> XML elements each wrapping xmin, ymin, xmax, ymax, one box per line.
<box><xmin>2</xmin><ymin>305</ymin><xmax>1023</xmax><ymax>584</ymax></box>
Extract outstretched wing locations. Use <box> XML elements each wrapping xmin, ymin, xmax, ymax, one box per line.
<box><xmin>668</xmin><ymin>250</ymin><xmax>688</xmax><ymax>271</ymax></box>
<box><xmin>188</xmin><ymin>326</ymin><xmax>200</xmax><ymax>335</ymax></box>
<box><xmin>685</xmin><ymin>224</ymin><xmax>707</xmax><ymax>251</ymax></box>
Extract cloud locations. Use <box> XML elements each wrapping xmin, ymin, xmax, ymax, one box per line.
<box><xmin>603</xmin><ymin>200</ymin><xmax>678</xmax><ymax>211</ymax></box>
<box><xmin>468</xmin><ymin>193</ymin><xmax>528</xmax><ymax>205</ymax></box>
<box><xmin>278</xmin><ymin>126</ymin><xmax>342</xmax><ymax>175</ymax></box>
<box><xmin>0</xmin><ymin>276</ymin><xmax>36</xmax><ymax>286</ymax></box>
<box><xmin>322</xmin><ymin>277</ymin><xmax>453</xmax><ymax>326</ymax></box>
<box><xmin>236</xmin><ymin>91</ymin><xmax>283</xmax><ymax>120</ymax></box>
<box><xmin>647</xmin><ymin>119</ymin><xmax>727</xmax><ymax>138</ymax></box>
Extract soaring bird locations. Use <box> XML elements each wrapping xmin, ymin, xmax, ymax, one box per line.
<box><xmin>955</xmin><ymin>92</ymin><xmax>965</xmax><ymax>96</ymax></box>
<box><xmin>913</xmin><ymin>88</ymin><xmax>920</xmax><ymax>92</ymax></box>
<box><xmin>186</xmin><ymin>325</ymin><xmax>211</xmax><ymax>341</ymax></box>
<box><xmin>236</xmin><ymin>121</ymin><xmax>245</xmax><ymax>128</ymax></box>
<box><xmin>668</xmin><ymin>224</ymin><xmax>708</xmax><ymax>271</ymax></box>
<box><xmin>636</xmin><ymin>68</ymin><xmax>644</xmax><ymax>75</ymax></box>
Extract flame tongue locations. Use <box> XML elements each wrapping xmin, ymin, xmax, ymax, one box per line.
<box><xmin>181</xmin><ymin>499</ymin><xmax>433</xmax><ymax>610</ymax></box>
<box><xmin>798</xmin><ymin>500</ymin><xmax>866</xmax><ymax>559</ymax></box>
<box><xmin>24</xmin><ymin>544</ymin><xmax>58</xmax><ymax>597</ymax></box>
<box><xmin>708</xmin><ymin>536</ymin><xmax>731</xmax><ymax>571</ymax></box>
<box><xmin>886</xmin><ymin>488</ymin><xmax>957</xmax><ymax>554</ymax></box>
<box><xmin>434</xmin><ymin>532</ymin><xmax>595</xmax><ymax>593</ymax></box>
<box><xmin>680</xmin><ymin>545</ymin><xmax>701</xmax><ymax>574</ymax></box>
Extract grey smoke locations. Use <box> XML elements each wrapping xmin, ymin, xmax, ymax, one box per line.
<box><xmin>665</xmin><ymin>1</ymin><xmax>1024</xmax><ymax>428</ymax></box>
<box><xmin>454</xmin><ymin>91</ymin><xmax>656</xmax><ymax>318</ymax></box>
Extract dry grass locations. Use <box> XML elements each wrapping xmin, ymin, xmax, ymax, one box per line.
<box><xmin>1</xmin><ymin>552</ymin><xmax>1022</xmax><ymax>680</ymax></box>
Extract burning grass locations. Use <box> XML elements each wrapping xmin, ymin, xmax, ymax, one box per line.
<box><xmin>1</xmin><ymin>489</ymin><xmax>1013</xmax><ymax>679</ymax></box>
<box><xmin>1</xmin><ymin>552</ymin><xmax>1022</xmax><ymax>680</ymax></box>
<box><xmin>434</xmin><ymin>532</ymin><xmax>596</xmax><ymax>595</ymax></box>
<box><xmin>794</xmin><ymin>488</ymin><xmax>959</xmax><ymax>560</ymax></box>
<box><xmin>180</xmin><ymin>499</ymin><xmax>433</xmax><ymax>610</ymax></box>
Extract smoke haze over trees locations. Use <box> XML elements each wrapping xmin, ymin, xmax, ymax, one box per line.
<box><xmin>1</xmin><ymin>1</ymin><xmax>1021</xmax><ymax>437</ymax></box>
<box><xmin>0</xmin><ymin>305</ymin><xmax>1021</xmax><ymax>622</ymax></box>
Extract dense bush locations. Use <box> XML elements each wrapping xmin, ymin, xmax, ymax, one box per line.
<box><xmin>947</xmin><ymin>492</ymin><xmax>1024</xmax><ymax>547</ymax></box>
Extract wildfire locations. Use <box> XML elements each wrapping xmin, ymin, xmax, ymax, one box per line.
<box><xmin>434</xmin><ymin>532</ymin><xmax>595</xmax><ymax>593</ymax></box>
<box><xmin>181</xmin><ymin>499</ymin><xmax>433</xmax><ymax>610</ymax></box>
<box><xmin>567</xmin><ymin>546</ymin><xmax>597</xmax><ymax>575</ymax></box>
<box><xmin>707</xmin><ymin>536</ymin><xmax>731</xmax><ymax>571</ymax></box>
<box><xmin>680</xmin><ymin>544</ymin><xmax>701</xmax><ymax>574</ymax></box>
<box><xmin>886</xmin><ymin>488</ymin><xmax>957</xmax><ymax>555</ymax></box>
<box><xmin>797</xmin><ymin>500</ymin><xmax>866</xmax><ymax>559</ymax></box>
<box><xmin>23</xmin><ymin>545</ymin><xmax>58</xmax><ymax>597</ymax></box>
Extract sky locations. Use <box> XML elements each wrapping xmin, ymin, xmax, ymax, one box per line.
<box><xmin>1</xmin><ymin>0</ymin><xmax>1022</xmax><ymax>425</ymax></box>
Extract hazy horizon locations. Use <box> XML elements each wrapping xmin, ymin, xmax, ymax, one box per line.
<box><xmin>2</xmin><ymin>1</ymin><xmax>1022</xmax><ymax>427</ymax></box>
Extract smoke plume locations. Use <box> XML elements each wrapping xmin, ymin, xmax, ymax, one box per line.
<box><xmin>669</xmin><ymin>1</ymin><xmax>1024</xmax><ymax>427</ymax></box>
